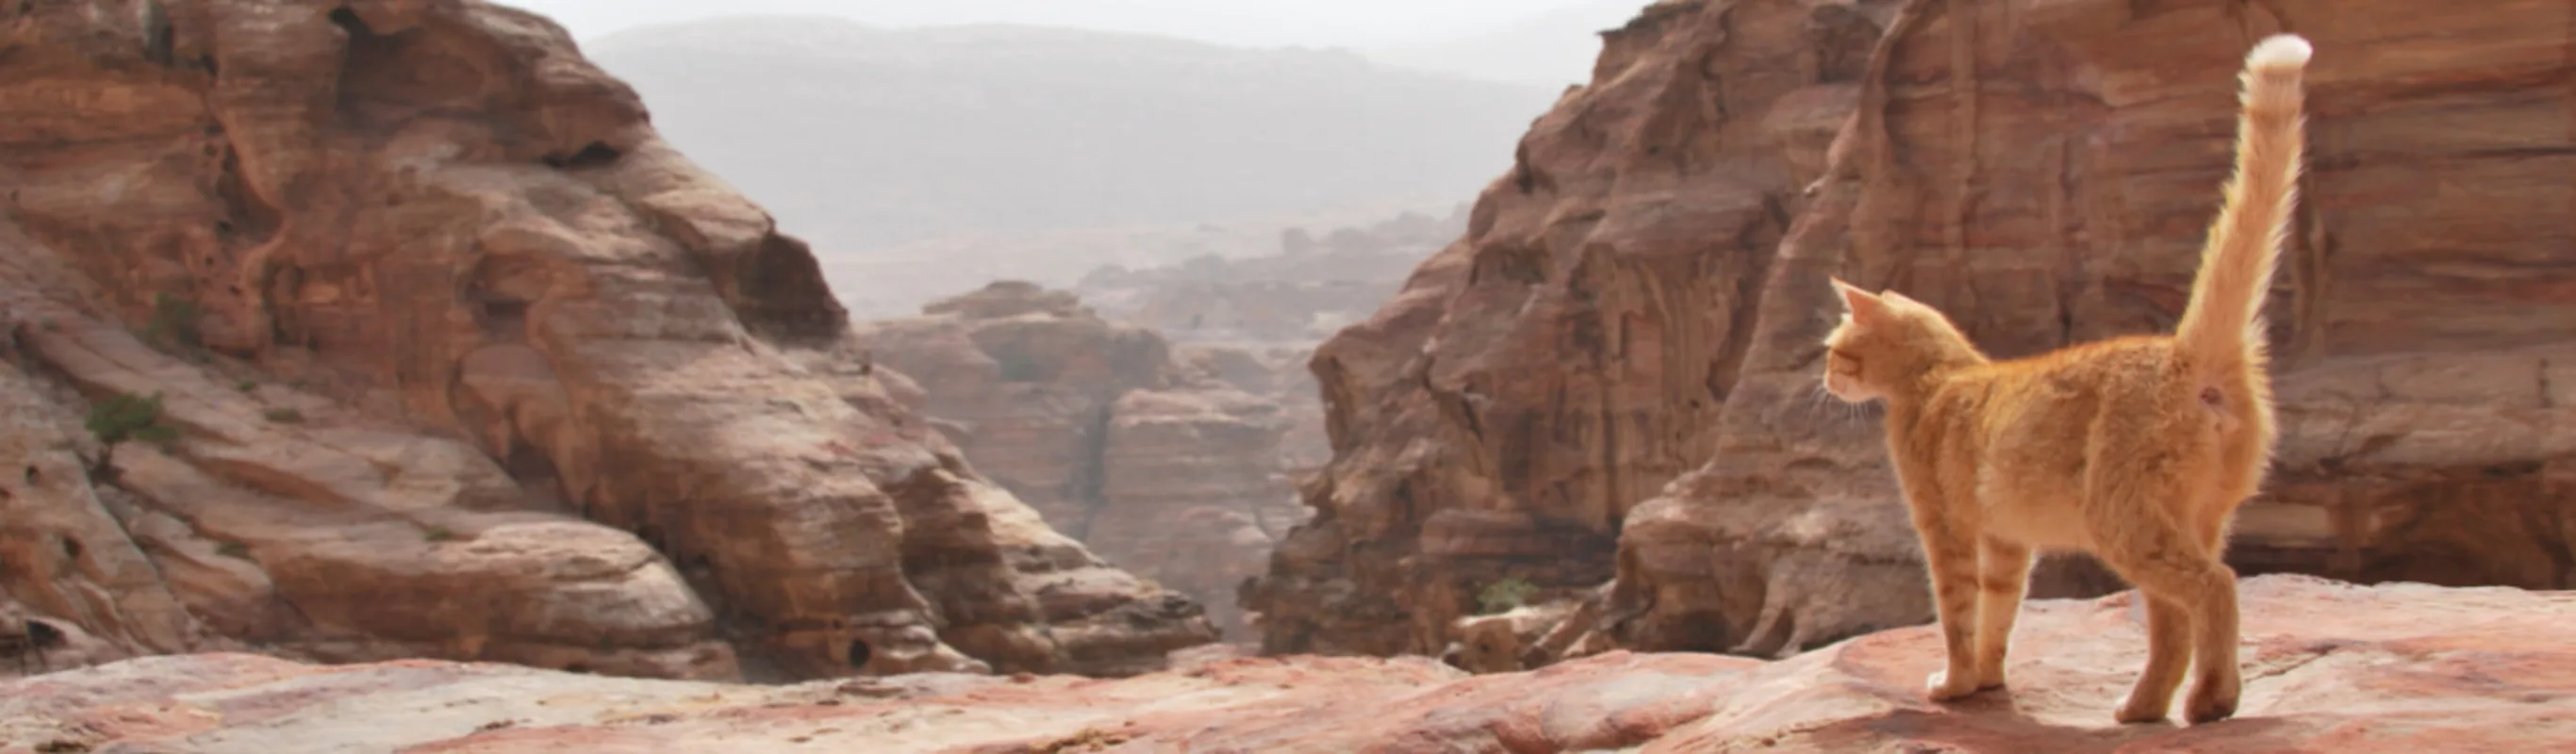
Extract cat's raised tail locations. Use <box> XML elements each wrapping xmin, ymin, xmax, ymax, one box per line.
<box><xmin>2171</xmin><ymin>34</ymin><xmax>2310</xmax><ymax>384</ymax></box>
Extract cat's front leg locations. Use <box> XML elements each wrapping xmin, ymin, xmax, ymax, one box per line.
<box><xmin>1973</xmin><ymin>536</ymin><xmax>2034</xmax><ymax>690</ymax></box>
<box><xmin>1913</xmin><ymin>510</ymin><xmax>1984</xmax><ymax>701</ymax></box>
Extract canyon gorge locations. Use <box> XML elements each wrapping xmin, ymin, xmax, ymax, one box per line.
<box><xmin>4</xmin><ymin>0</ymin><xmax>2574</xmax><ymax>751</ymax></box>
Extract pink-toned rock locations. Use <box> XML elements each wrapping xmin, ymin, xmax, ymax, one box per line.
<box><xmin>2</xmin><ymin>576</ymin><xmax>2568</xmax><ymax>752</ymax></box>
<box><xmin>861</xmin><ymin>284</ymin><xmax>1298</xmax><ymax>644</ymax></box>
<box><xmin>0</xmin><ymin>0</ymin><xmax>1209</xmax><ymax>681</ymax></box>
<box><xmin>1251</xmin><ymin>0</ymin><xmax>2576</xmax><ymax>665</ymax></box>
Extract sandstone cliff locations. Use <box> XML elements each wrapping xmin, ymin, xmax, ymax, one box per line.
<box><xmin>859</xmin><ymin>283</ymin><xmax>1301</xmax><ymax>643</ymax></box>
<box><xmin>0</xmin><ymin>0</ymin><xmax>1210</xmax><ymax>681</ymax></box>
<box><xmin>8</xmin><ymin>577</ymin><xmax>2571</xmax><ymax>751</ymax></box>
<box><xmin>1249</xmin><ymin>0</ymin><xmax>2576</xmax><ymax>662</ymax></box>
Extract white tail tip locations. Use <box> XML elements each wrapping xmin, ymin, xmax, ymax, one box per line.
<box><xmin>2247</xmin><ymin>34</ymin><xmax>2313</xmax><ymax>71</ymax></box>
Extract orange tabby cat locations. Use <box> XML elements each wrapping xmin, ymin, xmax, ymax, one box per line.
<box><xmin>1819</xmin><ymin>34</ymin><xmax>2310</xmax><ymax>725</ymax></box>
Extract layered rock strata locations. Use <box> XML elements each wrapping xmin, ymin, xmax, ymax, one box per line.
<box><xmin>1251</xmin><ymin>0</ymin><xmax>2576</xmax><ymax>661</ymax></box>
<box><xmin>0</xmin><ymin>0</ymin><xmax>1211</xmax><ymax>680</ymax></box>
<box><xmin>861</xmin><ymin>284</ymin><xmax>1296</xmax><ymax>643</ymax></box>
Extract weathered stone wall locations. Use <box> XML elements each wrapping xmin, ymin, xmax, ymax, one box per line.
<box><xmin>1251</xmin><ymin>0</ymin><xmax>2576</xmax><ymax>660</ymax></box>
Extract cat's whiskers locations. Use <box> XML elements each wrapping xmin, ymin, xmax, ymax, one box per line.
<box><xmin>1805</xmin><ymin>381</ymin><xmax>1843</xmax><ymax>422</ymax></box>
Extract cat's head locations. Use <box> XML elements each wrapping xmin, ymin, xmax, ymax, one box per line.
<box><xmin>1819</xmin><ymin>278</ymin><xmax>1977</xmax><ymax>403</ymax></box>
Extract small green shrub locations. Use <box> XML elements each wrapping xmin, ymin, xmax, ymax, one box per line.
<box><xmin>236</xmin><ymin>380</ymin><xmax>257</xmax><ymax>393</ymax></box>
<box><xmin>87</xmin><ymin>392</ymin><xmax>177</xmax><ymax>446</ymax></box>
<box><xmin>84</xmin><ymin>391</ymin><xmax>178</xmax><ymax>480</ymax></box>
<box><xmin>1477</xmin><ymin>576</ymin><xmax>1541</xmax><ymax>615</ymax></box>
<box><xmin>216</xmin><ymin>541</ymin><xmax>252</xmax><ymax>560</ymax></box>
<box><xmin>262</xmin><ymin>408</ymin><xmax>305</xmax><ymax>424</ymax></box>
<box><xmin>421</xmin><ymin>525</ymin><xmax>461</xmax><ymax>543</ymax></box>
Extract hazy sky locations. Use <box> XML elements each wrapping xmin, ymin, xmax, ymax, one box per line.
<box><xmin>503</xmin><ymin>0</ymin><xmax>1592</xmax><ymax>49</ymax></box>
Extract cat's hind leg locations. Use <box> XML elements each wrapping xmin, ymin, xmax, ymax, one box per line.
<box><xmin>2089</xmin><ymin>495</ymin><xmax>2241</xmax><ymax>725</ymax></box>
<box><xmin>2114</xmin><ymin>593</ymin><xmax>2194</xmax><ymax>723</ymax></box>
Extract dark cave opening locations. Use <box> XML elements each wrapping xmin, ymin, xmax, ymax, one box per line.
<box><xmin>325</xmin><ymin>7</ymin><xmax>373</xmax><ymax>39</ymax></box>
<box><xmin>25</xmin><ymin>619</ymin><xmax>64</xmax><ymax>648</ymax></box>
<box><xmin>727</xmin><ymin>234</ymin><xmax>848</xmax><ymax>341</ymax></box>
<box><xmin>500</xmin><ymin>439</ymin><xmax>558</xmax><ymax>486</ymax></box>
<box><xmin>212</xmin><ymin>150</ymin><xmax>282</xmax><ymax>246</ymax></box>
<box><xmin>141</xmin><ymin>0</ymin><xmax>173</xmax><ymax>66</ymax></box>
<box><xmin>543</xmin><ymin>141</ymin><xmax>623</xmax><ymax>170</ymax></box>
<box><xmin>846</xmin><ymin>639</ymin><xmax>872</xmax><ymax>669</ymax></box>
<box><xmin>475</xmin><ymin>298</ymin><xmax>531</xmax><ymax>339</ymax></box>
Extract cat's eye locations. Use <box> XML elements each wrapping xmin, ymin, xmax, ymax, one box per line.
<box><xmin>1826</xmin><ymin>349</ymin><xmax>1861</xmax><ymax>375</ymax></box>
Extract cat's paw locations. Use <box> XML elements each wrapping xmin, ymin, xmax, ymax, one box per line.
<box><xmin>1973</xmin><ymin>666</ymin><xmax>2008</xmax><ymax>692</ymax></box>
<box><xmin>2184</xmin><ymin>681</ymin><xmax>2240</xmax><ymax>725</ymax></box>
<box><xmin>2113</xmin><ymin>694</ymin><xmax>2170</xmax><ymax>725</ymax></box>
<box><xmin>1924</xmin><ymin>669</ymin><xmax>1982</xmax><ymax>701</ymax></box>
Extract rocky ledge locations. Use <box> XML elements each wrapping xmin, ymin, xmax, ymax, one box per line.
<box><xmin>3</xmin><ymin>576</ymin><xmax>2568</xmax><ymax>752</ymax></box>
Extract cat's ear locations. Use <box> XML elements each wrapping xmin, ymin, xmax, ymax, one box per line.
<box><xmin>1830</xmin><ymin>278</ymin><xmax>1891</xmax><ymax>327</ymax></box>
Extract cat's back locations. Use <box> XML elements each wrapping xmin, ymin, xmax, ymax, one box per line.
<box><xmin>1932</xmin><ymin>335</ymin><xmax>2188</xmax><ymax>465</ymax></box>
<box><xmin>1993</xmin><ymin>335</ymin><xmax>2181</xmax><ymax>396</ymax></box>
<box><xmin>1938</xmin><ymin>336</ymin><xmax>2186</xmax><ymax>548</ymax></box>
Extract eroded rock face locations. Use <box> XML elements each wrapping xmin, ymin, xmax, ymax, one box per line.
<box><xmin>1252</xmin><ymin>0</ymin><xmax>2576</xmax><ymax>662</ymax></box>
<box><xmin>860</xmin><ymin>283</ymin><xmax>1296</xmax><ymax>643</ymax></box>
<box><xmin>0</xmin><ymin>0</ymin><xmax>1209</xmax><ymax>680</ymax></box>
<box><xmin>1615</xmin><ymin>0</ymin><xmax>2576</xmax><ymax>659</ymax></box>
<box><xmin>1077</xmin><ymin>208</ymin><xmax>1469</xmax><ymax>475</ymax></box>
<box><xmin>1245</xmin><ymin>0</ymin><xmax>1898</xmax><ymax>658</ymax></box>
<box><xmin>6</xmin><ymin>576</ymin><xmax>2571</xmax><ymax>752</ymax></box>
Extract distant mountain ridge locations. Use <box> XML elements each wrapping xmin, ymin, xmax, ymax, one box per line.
<box><xmin>586</xmin><ymin>14</ymin><xmax>1558</xmax><ymax>314</ymax></box>
<box><xmin>530</xmin><ymin>0</ymin><xmax>1591</xmax><ymax>50</ymax></box>
<box><xmin>1367</xmin><ymin>0</ymin><xmax>1644</xmax><ymax>87</ymax></box>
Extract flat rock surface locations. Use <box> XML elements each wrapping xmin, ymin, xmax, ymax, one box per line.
<box><xmin>6</xmin><ymin>576</ymin><xmax>2569</xmax><ymax>753</ymax></box>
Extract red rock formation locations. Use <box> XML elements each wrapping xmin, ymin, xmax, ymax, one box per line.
<box><xmin>1078</xmin><ymin>207</ymin><xmax>1463</xmax><ymax>472</ymax></box>
<box><xmin>0</xmin><ymin>0</ymin><xmax>1209</xmax><ymax>680</ymax></box>
<box><xmin>1619</xmin><ymin>0</ymin><xmax>2576</xmax><ymax>659</ymax></box>
<box><xmin>1246</xmin><ymin>0</ymin><xmax>1893</xmax><ymax>657</ymax></box>
<box><xmin>1251</xmin><ymin>0</ymin><xmax>2576</xmax><ymax>662</ymax></box>
<box><xmin>1095</xmin><ymin>388</ymin><xmax>1304</xmax><ymax>615</ymax></box>
<box><xmin>860</xmin><ymin>283</ymin><xmax>1297</xmax><ymax>643</ymax></box>
<box><xmin>7</xmin><ymin>576</ymin><xmax>2572</xmax><ymax>751</ymax></box>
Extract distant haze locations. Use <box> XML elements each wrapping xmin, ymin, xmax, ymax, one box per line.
<box><xmin>582</xmin><ymin>15</ymin><xmax>1559</xmax><ymax>315</ymax></box>
<box><xmin>501</xmin><ymin>0</ymin><xmax>1649</xmax><ymax>316</ymax></box>
<box><xmin>508</xmin><ymin>0</ymin><xmax>1643</xmax><ymax>86</ymax></box>
<box><xmin>514</xmin><ymin>0</ymin><xmax>1593</xmax><ymax>48</ymax></box>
